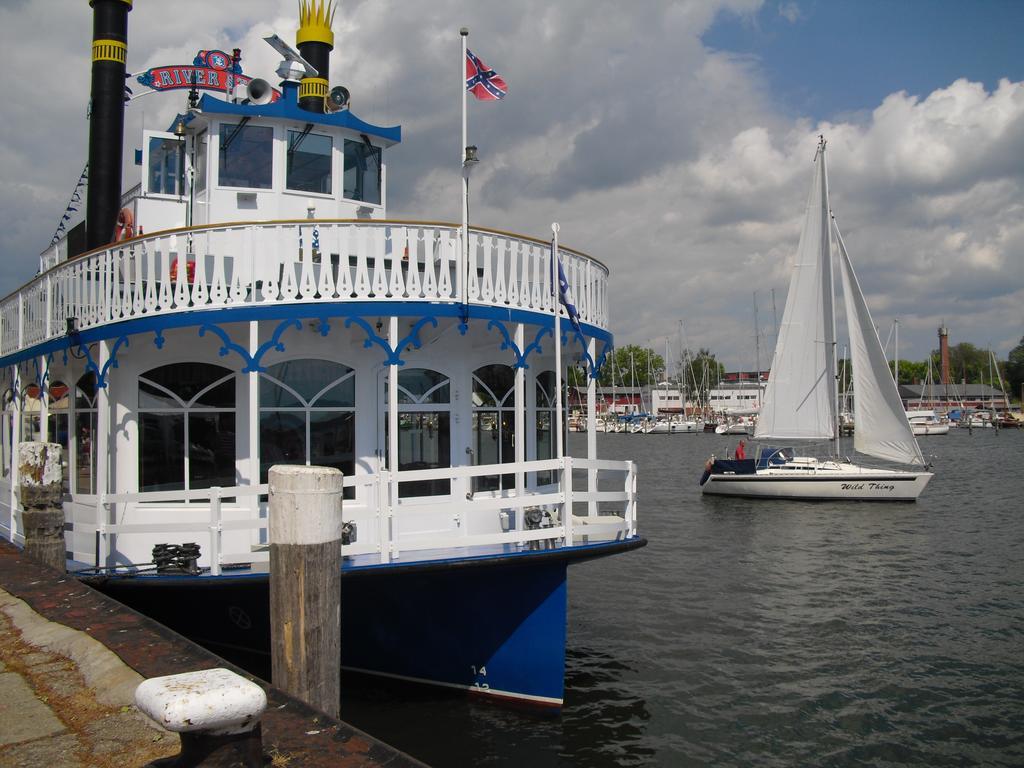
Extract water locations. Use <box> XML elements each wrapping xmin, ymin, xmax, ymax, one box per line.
<box><xmin>339</xmin><ymin>429</ymin><xmax>1024</xmax><ymax>766</ymax></box>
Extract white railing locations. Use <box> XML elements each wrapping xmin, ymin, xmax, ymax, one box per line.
<box><xmin>5</xmin><ymin>220</ymin><xmax>610</xmax><ymax>355</ymax></box>
<box><xmin>74</xmin><ymin>456</ymin><xmax>636</xmax><ymax>575</ymax></box>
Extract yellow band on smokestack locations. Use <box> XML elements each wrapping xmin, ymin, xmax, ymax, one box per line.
<box><xmin>297</xmin><ymin>0</ymin><xmax>335</xmax><ymax>47</ymax></box>
<box><xmin>92</xmin><ymin>39</ymin><xmax>127</xmax><ymax>63</ymax></box>
<box><xmin>298</xmin><ymin>77</ymin><xmax>329</xmax><ymax>101</ymax></box>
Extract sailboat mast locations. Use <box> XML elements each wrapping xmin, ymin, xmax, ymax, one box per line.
<box><xmin>819</xmin><ymin>138</ymin><xmax>841</xmax><ymax>458</ymax></box>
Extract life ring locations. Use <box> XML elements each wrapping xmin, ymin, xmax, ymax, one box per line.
<box><xmin>114</xmin><ymin>207</ymin><xmax>135</xmax><ymax>241</ymax></box>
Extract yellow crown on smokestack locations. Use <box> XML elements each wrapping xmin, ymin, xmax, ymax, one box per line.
<box><xmin>297</xmin><ymin>0</ymin><xmax>336</xmax><ymax>47</ymax></box>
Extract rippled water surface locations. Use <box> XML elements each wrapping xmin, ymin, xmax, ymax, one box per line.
<box><xmin>340</xmin><ymin>429</ymin><xmax>1024</xmax><ymax>766</ymax></box>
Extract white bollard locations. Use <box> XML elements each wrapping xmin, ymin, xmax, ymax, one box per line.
<box><xmin>135</xmin><ymin>667</ymin><xmax>266</xmax><ymax>766</ymax></box>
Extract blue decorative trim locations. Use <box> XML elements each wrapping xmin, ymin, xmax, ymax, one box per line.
<box><xmin>395</xmin><ymin>317</ymin><xmax>438</xmax><ymax>363</ymax></box>
<box><xmin>569</xmin><ymin>329</ymin><xmax>598</xmax><ymax>379</ymax></box>
<box><xmin>592</xmin><ymin>341</ymin><xmax>612</xmax><ymax>380</ymax></box>
<box><xmin>153</xmin><ymin>330</ymin><xmax>165</xmax><ymax>349</ymax></box>
<box><xmin>486</xmin><ymin>320</ymin><xmax>523</xmax><ymax>368</ymax></box>
<box><xmin>522</xmin><ymin>325</ymin><xmax>552</xmax><ymax>370</ymax></box>
<box><xmin>0</xmin><ymin>301</ymin><xmax>614</xmax><ymax>371</ymax></box>
<box><xmin>198</xmin><ymin>318</ymin><xmax>301</xmax><ymax>373</ymax></box>
<box><xmin>75</xmin><ymin>335</ymin><xmax>131</xmax><ymax>389</ymax></box>
<box><xmin>345</xmin><ymin>316</ymin><xmax>394</xmax><ymax>363</ymax></box>
<box><xmin>197</xmin><ymin>84</ymin><xmax>401</xmax><ymax>145</ymax></box>
<box><xmin>485</xmin><ymin>320</ymin><xmax>552</xmax><ymax>370</ymax></box>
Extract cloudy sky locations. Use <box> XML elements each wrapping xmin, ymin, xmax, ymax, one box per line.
<box><xmin>1</xmin><ymin>0</ymin><xmax>1022</xmax><ymax>371</ymax></box>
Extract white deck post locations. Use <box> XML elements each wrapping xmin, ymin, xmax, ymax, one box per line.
<box><xmin>95</xmin><ymin>339</ymin><xmax>110</xmax><ymax>567</ymax></box>
<box><xmin>587</xmin><ymin>336</ymin><xmax>597</xmax><ymax>518</ymax></box>
<box><xmin>248</xmin><ymin>320</ymin><xmax>261</xmax><ymax>543</ymax></box>
<box><xmin>38</xmin><ymin>356</ymin><xmax>49</xmax><ymax>442</ymax></box>
<box><xmin>209</xmin><ymin>487</ymin><xmax>222</xmax><ymax>576</ymax></box>
<box><xmin>9</xmin><ymin>365</ymin><xmax>22</xmax><ymax>542</ymax></box>
<box><xmin>563</xmin><ymin>455</ymin><xmax>574</xmax><ymax>546</ymax></box>
<box><xmin>514</xmin><ymin>323</ymin><xmax>525</xmax><ymax>502</ymax></box>
<box><xmin>387</xmin><ymin>315</ymin><xmax>399</xmax><ymax>561</ymax></box>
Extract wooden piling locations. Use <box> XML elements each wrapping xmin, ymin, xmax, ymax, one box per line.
<box><xmin>18</xmin><ymin>442</ymin><xmax>66</xmax><ymax>572</ymax></box>
<box><xmin>268</xmin><ymin>465</ymin><xmax>343</xmax><ymax>718</ymax></box>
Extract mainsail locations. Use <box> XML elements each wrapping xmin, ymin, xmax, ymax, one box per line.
<box><xmin>834</xmin><ymin>221</ymin><xmax>926</xmax><ymax>466</ymax></box>
<box><xmin>755</xmin><ymin>144</ymin><xmax>837</xmax><ymax>441</ymax></box>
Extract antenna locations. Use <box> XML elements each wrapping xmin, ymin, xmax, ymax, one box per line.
<box><xmin>263</xmin><ymin>34</ymin><xmax>319</xmax><ymax>82</ymax></box>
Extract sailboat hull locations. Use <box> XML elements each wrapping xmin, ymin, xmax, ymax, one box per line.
<box><xmin>701</xmin><ymin>460</ymin><xmax>932</xmax><ymax>502</ymax></box>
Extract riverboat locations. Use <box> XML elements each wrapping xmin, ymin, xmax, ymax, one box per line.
<box><xmin>0</xmin><ymin>0</ymin><xmax>643</xmax><ymax>708</ymax></box>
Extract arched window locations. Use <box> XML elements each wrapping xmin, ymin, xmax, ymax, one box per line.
<box><xmin>259</xmin><ymin>360</ymin><xmax>355</xmax><ymax>496</ymax></box>
<box><xmin>138</xmin><ymin>363</ymin><xmax>235</xmax><ymax>492</ymax></box>
<box><xmin>471</xmin><ymin>364</ymin><xmax>516</xmax><ymax>492</ymax></box>
<box><xmin>47</xmin><ymin>381</ymin><xmax>70</xmax><ymax>493</ymax></box>
<box><xmin>74</xmin><ymin>373</ymin><xmax>97</xmax><ymax>495</ymax></box>
<box><xmin>0</xmin><ymin>388</ymin><xmax>14</xmax><ymax>480</ymax></box>
<box><xmin>536</xmin><ymin>371</ymin><xmax>557</xmax><ymax>485</ymax></box>
<box><xmin>21</xmin><ymin>384</ymin><xmax>42</xmax><ymax>443</ymax></box>
<box><xmin>386</xmin><ymin>368</ymin><xmax>451</xmax><ymax>497</ymax></box>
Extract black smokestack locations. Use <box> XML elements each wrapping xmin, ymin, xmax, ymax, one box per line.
<box><xmin>86</xmin><ymin>0</ymin><xmax>132</xmax><ymax>250</ymax></box>
<box><xmin>297</xmin><ymin>0</ymin><xmax>334</xmax><ymax>113</ymax></box>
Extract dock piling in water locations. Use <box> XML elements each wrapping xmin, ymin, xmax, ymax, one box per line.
<box><xmin>268</xmin><ymin>465</ymin><xmax>343</xmax><ymax>718</ymax></box>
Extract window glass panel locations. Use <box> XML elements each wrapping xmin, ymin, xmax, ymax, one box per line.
<box><xmin>287</xmin><ymin>131</ymin><xmax>332</xmax><ymax>194</ymax></box>
<box><xmin>536</xmin><ymin>371</ymin><xmax>555</xmax><ymax>408</ymax></box>
<box><xmin>195</xmin><ymin>378</ymin><xmax>235</xmax><ymax>408</ymax></box>
<box><xmin>194</xmin><ymin>130</ymin><xmax>207</xmax><ymax>195</ymax></box>
<box><xmin>259</xmin><ymin>378</ymin><xmax>302</xmax><ymax>408</ymax></box>
<box><xmin>259</xmin><ymin>412</ymin><xmax>305</xmax><ymax>482</ymax></box>
<box><xmin>139</xmin><ymin>381</ymin><xmax>179</xmax><ymax>409</ymax></box>
<box><xmin>189</xmin><ymin>413</ymin><xmax>235</xmax><ymax>488</ymax></box>
<box><xmin>76</xmin><ymin>373</ymin><xmax>96</xmax><ymax>408</ymax></box>
<box><xmin>219</xmin><ymin>123</ymin><xmax>273</xmax><ymax>189</ymax></box>
<box><xmin>1</xmin><ymin>412</ymin><xmax>11</xmax><ymax>479</ymax></box>
<box><xmin>343</xmin><ymin>139</ymin><xmax>381</xmax><ymax>205</ymax></box>
<box><xmin>140</xmin><ymin>413</ymin><xmax>185</xmax><ymax>491</ymax></box>
<box><xmin>391</xmin><ymin>412</ymin><xmax>450</xmax><ymax>497</ymax></box>
<box><xmin>148</xmin><ymin>135</ymin><xmax>184</xmax><ymax>195</ymax></box>
<box><xmin>75</xmin><ymin>411</ymin><xmax>97</xmax><ymax>494</ymax></box>
<box><xmin>473</xmin><ymin>365</ymin><xmax>515</xmax><ymax>407</ymax></box>
<box><xmin>310</xmin><ymin>411</ymin><xmax>354</xmax><ymax>476</ymax></box>
<box><xmin>395</xmin><ymin>369</ymin><xmax>449</xmax><ymax>404</ymax></box>
<box><xmin>141</xmin><ymin>363</ymin><xmax>232</xmax><ymax>405</ymax></box>
<box><xmin>263</xmin><ymin>360</ymin><xmax>353</xmax><ymax>405</ymax></box>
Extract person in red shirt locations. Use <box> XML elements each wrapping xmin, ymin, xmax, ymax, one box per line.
<box><xmin>735</xmin><ymin>440</ymin><xmax>746</xmax><ymax>460</ymax></box>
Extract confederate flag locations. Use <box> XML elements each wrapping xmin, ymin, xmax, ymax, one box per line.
<box><xmin>465</xmin><ymin>50</ymin><xmax>508</xmax><ymax>101</ymax></box>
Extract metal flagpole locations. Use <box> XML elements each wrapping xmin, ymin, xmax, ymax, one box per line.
<box><xmin>553</xmin><ymin>222</ymin><xmax>564</xmax><ymax>458</ymax></box>
<box><xmin>460</xmin><ymin>27</ymin><xmax>469</xmax><ymax>308</ymax></box>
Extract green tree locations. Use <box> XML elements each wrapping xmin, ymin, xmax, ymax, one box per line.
<box><xmin>597</xmin><ymin>345</ymin><xmax>665</xmax><ymax>387</ymax></box>
<box><xmin>681</xmin><ymin>348</ymin><xmax>726</xmax><ymax>403</ymax></box>
<box><xmin>1006</xmin><ymin>336</ymin><xmax>1024</xmax><ymax>404</ymax></box>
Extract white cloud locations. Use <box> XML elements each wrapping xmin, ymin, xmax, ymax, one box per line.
<box><xmin>0</xmin><ymin>0</ymin><xmax>1020</xmax><ymax>369</ymax></box>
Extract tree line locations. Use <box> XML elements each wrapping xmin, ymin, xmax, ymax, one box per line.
<box><xmin>569</xmin><ymin>339</ymin><xmax>1024</xmax><ymax>405</ymax></box>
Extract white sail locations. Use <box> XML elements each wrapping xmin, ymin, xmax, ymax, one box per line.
<box><xmin>833</xmin><ymin>220</ymin><xmax>926</xmax><ymax>466</ymax></box>
<box><xmin>755</xmin><ymin>145</ymin><xmax>837</xmax><ymax>441</ymax></box>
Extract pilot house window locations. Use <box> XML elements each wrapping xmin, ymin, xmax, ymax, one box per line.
<box><xmin>219</xmin><ymin>123</ymin><xmax>273</xmax><ymax>189</ymax></box>
<box><xmin>148</xmin><ymin>136</ymin><xmax>185</xmax><ymax>196</ymax></box>
<box><xmin>287</xmin><ymin>131</ymin><xmax>332</xmax><ymax>194</ymax></box>
<box><xmin>343</xmin><ymin>138</ymin><xmax>381</xmax><ymax>205</ymax></box>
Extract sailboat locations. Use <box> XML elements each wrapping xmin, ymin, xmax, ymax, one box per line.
<box><xmin>700</xmin><ymin>138</ymin><xmax>933</xmax><ymax>501</ymax></box>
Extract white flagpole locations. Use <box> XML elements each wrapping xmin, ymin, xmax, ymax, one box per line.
<box><xmin>460</xmin><ymin>27</ymin><xmax>469</xmax><ymax>307</ymax></box>
<box><xmin>553</xmin><ymin>222</ymin><xmax>564</xmax><ymax>458</ymax></box>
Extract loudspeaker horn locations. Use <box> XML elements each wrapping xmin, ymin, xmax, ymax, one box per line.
<box><xmin>325</xmin><ymin>85</ymin><xmax>350</xmax><ymax>113</ymax></box>
<box><xmin>246</xmin><ymin>78</ymin><xmax>273</xmax><ymax>105</ymax></box>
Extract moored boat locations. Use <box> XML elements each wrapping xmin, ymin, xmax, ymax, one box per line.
<box><xmin>0</xmin><ymin>0</ymin><xmax>644</xmax><ymax>708</ymax></box>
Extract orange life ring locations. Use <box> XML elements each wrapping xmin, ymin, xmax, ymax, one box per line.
<box><xmin>114</xmin><ymin>207</ymin><xmax>135</xmax><ymax>241</ymax></box>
